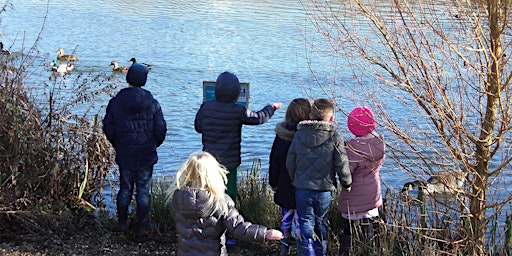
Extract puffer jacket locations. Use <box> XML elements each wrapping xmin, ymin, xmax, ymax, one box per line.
<box><xmin>194</xmin><ymin>77</ymin><xmax>275</xmax><ymax>170</ymax></box>
<box><xmin>103</xmin><ymin>87</ymin><xmax>167</xmax><ymax>169</ymax></box>
<box><xmin>286</xmin><ymin>120</ymin><xmax>351</xmax><ymax>191</ymax></box>
<box><xmin>269</xmin><ymin>122</ymin><xmax>297</xmax><ymax>209</ymax></box>
<box><xmin>171</xmin><ymin>188</ymin><xmax>268</xmax><ymax>256</ymax></box>
<box><xmin>337</xmin><ymin>134</ymin><xmax>385</xmax><ymax>214</ymax></box>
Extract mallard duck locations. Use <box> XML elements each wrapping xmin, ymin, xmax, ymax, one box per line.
<box><xmin>129</xmin><ymin>57</ymin><xmax>152</xmax><ymax>70</ymax></box>
<box><xmin>57</xmin><ymin>48</ymin><xmax>79</xmax><ymax>62</ymax></box>
<box><xmin>402</xmin><ymin>170</ymin><xmax>465</xmax><ymax>195</ymax></box>
<box><xmin>51</xmin><ymin>59</ymin><xmax>74</xmax><ymax>73</ymax></box>
<box><xmin>110</xmin><ymin>61</ymin><xmax>129</xmax><ymax>73</ymax></box>
<box><xmin>0</xmin><ymin>42</ymin><xmax>11</xmax><ymax>55</ymax></box>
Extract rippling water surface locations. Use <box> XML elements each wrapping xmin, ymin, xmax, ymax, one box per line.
<box><xmin>2</xmin><ymin>1</ymin><xmax>508</xmax><ymax>195</ymax></box>
<box><xmin>1</xmin><ymin>0</ymin><xmax>332</xmax><ymax>178</ymax></box>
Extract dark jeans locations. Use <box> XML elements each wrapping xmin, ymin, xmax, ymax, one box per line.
<box><xmin>296</xmin><ymin>189</ymin><xmax>331</xmax><ymax>242</ymax></box>
<box><xmin>116</xmin><ymin>165</ymin><xmax>153</xmax><ymax>225</ymax></box>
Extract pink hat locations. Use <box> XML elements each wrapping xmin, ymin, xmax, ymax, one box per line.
<box><xmin>347</xmin><ymin>106</ymin><xmax>376</xmax><ymax>136</ymax></box>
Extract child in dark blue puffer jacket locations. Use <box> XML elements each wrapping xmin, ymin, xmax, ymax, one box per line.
<box><xmin>103</xmin><ymin>63</ymin><xmax>167</xmax><ymax>235</ymax></box>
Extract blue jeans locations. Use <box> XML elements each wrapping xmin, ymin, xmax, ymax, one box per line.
<box><xmin>116</xmin><ymin>165</ymin><xmax>153</xmax><ymax>225</ymax></box>
<box><xmin>296</xmin><ymin>189</ymin><xmax>331</xmax><ymax>243</ymax></box>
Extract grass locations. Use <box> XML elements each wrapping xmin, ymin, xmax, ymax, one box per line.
<box><xmin>1</xmin><ymin>36</ymin><xmax>512</xmax><ymax>256</ymax></box>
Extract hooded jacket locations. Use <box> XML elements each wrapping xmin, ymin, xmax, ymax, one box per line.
<box><xmin>337</xmin><ymin>134</ymin><xmax>385</xmax><ymax>214</ymax></box>
<box><xmin>171</xmin><ymin>188</ymin><xmax>268</xmax><ymax>256</ymax></box>
<box><xmin>269</xmin><ymin>122</ymin><xmax>297</xmax><ymax>209</ymax></box>
<box><xmin>103</xmin><ymin>87</ymin><xmax>167</xmax><ymax>169</ymax></box>
<box><xmin>286</xmin><ymin>120</ymin><xmax>351</xmax><ymax>191</ymax></box>
<box><xmin>194</xmin><ymin>72</ymin><xmax>275</xmax><ymax>170</ymax></box>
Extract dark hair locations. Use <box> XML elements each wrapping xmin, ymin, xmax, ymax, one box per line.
<box><xmin>311</xmin><ymin>98</ymin><xmax>334</xmax><ymax>121</ymax></box>
<box><xmin>286</xmin><ymin>98</ymin><xmax>311</xmax><ymax>124</ymax></box>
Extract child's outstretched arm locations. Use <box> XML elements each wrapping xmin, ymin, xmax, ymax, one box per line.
<box><xmin>242</xmin><ymin>102</ymin><xmax>282</xmax><ymax>125</ymax></box>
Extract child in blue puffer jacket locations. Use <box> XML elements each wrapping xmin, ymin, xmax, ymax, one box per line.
<box><xmin>194</xmin><ymin>71</ymin><xmax>282</xmax><ymax>203</ymax></box>
<box><xmin>103</xmin><ymin>63</ymin><xmax>167</xmax><ymax>235</ymax></box>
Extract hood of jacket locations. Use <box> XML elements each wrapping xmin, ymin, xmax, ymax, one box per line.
<box><xmin>345</xmin><ymin>134</ymin><xmax>385</xmax><ymax>163</ymax></box>
<box><xmin>296</xmin><ymin>120</ymin><xmax>337</xmax><ymax>148</ymax></box>
<box><xmin>275</xmin><ymin>122</ymin><xmax>297</xmax><ymax>142</ymax></box>
<box><xmin>173</xmin><ymin>188</ymin><xmax>221</xmax><ymax>220</ymax></box>
<box><xmin>215</xmin><ymin>72</ymin><xmax>241</xmax><ymax>103</ymax></box>
<box><xmin>116</xmin><ymin>87</ymin><xmax>154</xmax><ymax>114</ymax></box>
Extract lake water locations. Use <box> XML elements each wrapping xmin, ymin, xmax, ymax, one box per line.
<box><xmin>2</xmin><ymin>0</ymin><xmax>511</xmax><ymax>226</ymax></box>
<box><xmin>2</xmin><ymin>0</ymin><xmax>383</xmax><ymax>181</ymax></box>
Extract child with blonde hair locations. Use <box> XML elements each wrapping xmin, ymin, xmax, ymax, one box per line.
<box><xmin>168</xmin><ymin>151</ymin><xmax>283</xmax><ymax>256</ymax></box>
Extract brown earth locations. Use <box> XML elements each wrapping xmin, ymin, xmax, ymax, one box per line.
<box><xmin>0</xmin><ymin>203</ymin><xmax>284</xmax><ymax>256</ymax></box>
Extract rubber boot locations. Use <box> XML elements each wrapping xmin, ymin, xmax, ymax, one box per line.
<box><xmin>281</xmin><ymin>237</ymin><xmax>290</xmax><ymax>255</ymax></box>
<box><xmin>313</xmin><ymin>240</ymin><xmax>326</xmax><ymax>256</ymax></box>
<box><xmin>301</xmin><ymin>238</ymin><xmax>315</xmax><ymax>256</ymax></box>
<box><xmin>296</xmin><ymin>239</ymin><xmax>306</xmax><ymax>256</ymax></box>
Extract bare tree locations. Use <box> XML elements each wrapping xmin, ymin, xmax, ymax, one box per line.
<box><xmin>301</xmin><ymin>0</ymin><xmax>511</xmax><ymax>254</ymax></box>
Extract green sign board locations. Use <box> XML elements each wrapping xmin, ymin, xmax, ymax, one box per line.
<box><xmin>202</xmin><ymin>81</ymin><xmax>250</xmax><ymax>107</ymax></box>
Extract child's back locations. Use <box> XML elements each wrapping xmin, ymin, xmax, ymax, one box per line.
<box><xmin>195</xmin><ymin>71</ymin><xmax>281</xmax><ymax>202</ymax></box>
<box><xmin>286</xmin><ymin>98</ymin><xmax>351</xmax><ymax>255</ymax></box>
<box><xmin>169</xmin><ymin>152</ymin><xmax>283</xmax><ymax>256</ymax></box>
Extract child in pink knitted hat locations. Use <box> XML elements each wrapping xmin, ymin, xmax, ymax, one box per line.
<box><xmin>337</xmin><ymin>106</ymin><xmax>386</xmax><ymax>255</ymax></box>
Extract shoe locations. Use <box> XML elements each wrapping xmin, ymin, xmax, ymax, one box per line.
<box><xmin>118</xmin><ymin>220</ymin><xmax>130</xmax><ymax>233</ymax></box>
<box><xmin>138</xmin><ymin>223</ymin><xmax>157</xmax><ymax>236</ymax></box>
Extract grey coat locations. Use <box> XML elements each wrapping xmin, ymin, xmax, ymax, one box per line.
<box><xmin>286</xmin><ymin>120</ymin><xmax>352</xmax><ymax>191</ymax></box>
<box><xmin>171</xmin><ymin>188</ymin><xmax>268</xmax><ymax>256</ymax></box>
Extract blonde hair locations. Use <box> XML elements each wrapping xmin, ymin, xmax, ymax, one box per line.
<box><xmin>285</xmin><ymin>98</ymin><xmax>312</xmax><ymax>124</ymax></box>
<box><xmin>311</xmin><ymin>98</ymin><xmax>334</xmax><ymax>121</ymax></box>
<box><xmin>167</xmin><ymin>151</ymin><xmax>229</xmax><ymax>214</ymax></box>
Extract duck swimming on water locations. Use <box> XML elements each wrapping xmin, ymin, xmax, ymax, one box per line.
<box><xmin>57</xmin><ymin>48</ymin><xmax>79</xmax><ymax>62</ymax></box>
<box><xmin>0</xmin><ymin>42</ymin><xmax>11</xmax><ymax>55</ymax></box>
<box><xmin>129</xmin><ymin>57</ymin><xmax>152</xmax><ymax>70</ymax></box>
<box><xmin>110</xmin><ymin>61</ymin><xmax>129</xmax><ymax>73</ymax></box>
<box><xmin>51</xmin><ymin>59</ymin><xmax>74</xmax><ymax>73</ymax></box>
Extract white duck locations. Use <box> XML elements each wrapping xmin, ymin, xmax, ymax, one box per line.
<box><xmin>51</xmin><ymin>60</ymin><xmax>75</xmax><ymax>73</ymax></box>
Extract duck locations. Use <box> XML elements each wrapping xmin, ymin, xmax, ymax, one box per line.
<box><xmin>51</xmin><ymin>59</ymin><xmax>74</xmax><ymax>73</ymax></box>
<box><xmin>129</xmin><ymin>57</ymin><xmax>152</xmax><ymax>70</ymax></box>
<box><xmin>0</xmin><ymin>42</ymin><xmax>11</xmax><ymax>55</ymax></box>
<box><xmin>401</xmin><ymin>170</ymin><xmax>465</xmax><ymax>195</ymax></box>
<box><xmin>57</xmin><ymin>48</ymin><xmax>79</xmax><ymax>62</ymax></box>
<box><xmin>110</xmin><ymin>61</ymin><xmax>129</xmax><ymax>73</ymax></box>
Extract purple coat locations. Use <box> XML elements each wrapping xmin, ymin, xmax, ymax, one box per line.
<box><xmin>337</xmin><ymin>134</ymin><xmax>385</xmax><ymax>214</ymax></box>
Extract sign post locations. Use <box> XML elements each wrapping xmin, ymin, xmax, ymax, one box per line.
<box><xmin>202</xmin><ymin>81</ymin><xmax>250</xmax><ymax>107</ymax></box>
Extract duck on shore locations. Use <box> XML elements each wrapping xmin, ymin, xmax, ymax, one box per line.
<box><xmin>57</xmin><ymin>48</ymin><xmax>79</xmax><ymax>62</ymax></box>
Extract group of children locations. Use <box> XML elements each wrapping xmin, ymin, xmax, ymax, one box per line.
<box><xmin>103</xmin><ymin>67</ymin><xmax>385</xmax><ymax>256</ymax></box>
